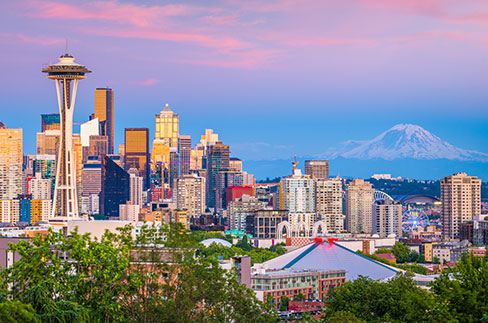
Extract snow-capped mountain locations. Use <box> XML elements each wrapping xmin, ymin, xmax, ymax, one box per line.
<box><xmin>323</xmin><ymin>124</ymin><xmax>488</xmax><ymax>162</ymax></box>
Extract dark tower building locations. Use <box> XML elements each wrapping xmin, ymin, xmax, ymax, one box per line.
<box><xmin>206</xmin><ymin>142</ymin><xmax>230</xmax><ymax>208</ymax></box>
<box><xmin>178</xmin><ymin>135</ymin><xmax>191</xmax><ymax>176</ymax></box>
<box><xmin>125</xmin><ymin>128</ymin><xmax>150</xmax><ymax>189</ymax></box>
<box><xmin>100</xmin><ymin>155</ymin><xmax>129</xmax><ymax>218</ymax></box>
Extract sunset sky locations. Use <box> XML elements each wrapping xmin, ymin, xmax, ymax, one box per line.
<box><xmin>1</xmin><ymin>0</ymin><xmax>487</xmax><ymax>162</ymax></box>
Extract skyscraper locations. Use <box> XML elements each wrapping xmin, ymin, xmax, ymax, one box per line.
<box><xmin>100</xmin><ymin>155</ymin><xmax>129</xmax><ymax>218</ymax></box>
<box><xmin>315</xmin><ymin>177</ymin><xmax>344</xmax><ymax>231</ymax></box>
<box><xmin>0</xmin><ymin>124</ymin><xmax>22</xmax><ymax>200</ymax></box>
<box><xmin>41</xmin><ymin>114</ymin><xmax>60</xmax><ymax>132</ymax></box>
<box><xmin>176</xmin><ymin>174</ymin><xmax>206</xmax><ymax>218</ymax></box>
<box><xmin>305</xmin><ymin>160</ymin><xmax>329</xmax><ymax>180</ymax></box>
<box><xmin>279</xmin><ymin>160</ymin><xmax>315</xmax><ymax>213</ymax></box>
<box><xmin>42</xmin><ymin>53</ymin><xmax>90</xmax><ymax>219</ymax></box>
<box><xmin>94</xmin><ymin>88</ymin><xmax>114</xmax><ymax>154</ymax></box>
<box><xmin>441</xmin><ymin>173</ymin><xmax>481</xmax><ymax>240</ymax></box>
<box><xmin>178</xmin><ymin>135</ymin><xmax>191</xmax><ymax>176</ymax></box>
<box><xmin>29</xmin><ymin>174</ymin><xmax>51</xmax><ymax>200</ymax></box>
<box><xmin>345</xmin><ymin>179</ymin><xmax>374</xmax><ymax>234</ymax></box>
<box><xmin>215</xmin><ymin>170</ymin><xmax>243</xmax><ymax>211</ymax></box>
<box><xmin>206</xmin><ymin>142</ymin><xmax>230</xmax><ymax>208</ymax></box>
<box><xmin>125</xmin><ymin>128</ymin><xmax>150</xmax><ymax>189</ymax></box>
<box><xmin>128</xmin><ymin>169</ymin><xmax>144</xmax><ymax>207</ymax></box>
<box><xmin>372</xmin><ymin>200</ymin><xmax>402</xmax><ymax>238</ymax></box>
<box><xmin>155</xmin><ymin>104</ymin><xmax>179</xmax><ymax>149</ymax></box>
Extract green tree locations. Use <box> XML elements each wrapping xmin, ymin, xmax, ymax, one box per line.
<box><xmin>374</xmin><ymin>248</ymin><xmax>391</xmax><ymax>254</ymax></box>
<box><xmin>0</xmin><ymin>223</ymin><xmax>277</xmax><ymax>322</ymax></box>
<box><xmin>391</xmin><ymin>242</ymin><xmax>410</xmax><ymax>263</ymax></box>
<box><xmin>235</xmin><ymin>235</ymin><xmax>252</xmax><ymax>251</ymax></box>
<box><xmin>322</xmin><ymin>310</ymin><xmax>364</xmax><ymax>323</ymax></box>
<box><xmin>431</xmin><ymin>253</ymin><xmax>488</xmax><ymax>323</ymax></box>
<box><xmin>323</xmin><ymin>274</ymin><xmax>450</xmax><ymax>322</ymax></box>
<box><xmin>432</xmin><ymin>257</ymin><xmax>441</xmax><ymax>264</ymax></box>
<box><xmin>279</xmin><ymin>296</ymin><xmax>290</xmax><ymax>312</ymax></box>
<box><xmin>295</xmin><ymin>292</ymin><xmax>306</xmax><ymax>300</ymax></box>
<box><xmin>0</xmin><ymin>301</ymin><xmax>38</xmax><ymax>323</ymax></box>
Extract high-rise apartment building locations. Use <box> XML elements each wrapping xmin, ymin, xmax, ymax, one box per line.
<box><xmin>0</xmin><ymin>125</ymin><xmax>22</xmax><ymax>200</ymax></box>
<box><xmin>100</xmin><ymin>155</ymin><xmax>130</xmax><ymax>218</ymax></box>
<box><xmin>29</xmin><ymin>174</ymin><xmax>51</xmax><ymax>200</ymax></box>
<box><xmin>229</xmin><ymin>157</ymin><xmax>243</xmax><ymax>172</ymax></box>
<box><xmin>176</xmin><ymin>174</ymin><xmax>206</xmax><ymax>217</ymax></box>
<box><xmin>215</xmin><ymin>170</ymin><xmax>243</xmax><ymax>211</ymax></box>
<box><xmin>228</xmin><ymin>195</ymin><xmax>266</xmax><ymax>231</ymax></box>
<box><xmin>81</xmin><ymin>157</ymin><xmax>102</xmax><ymax>196</ymax></box>
<box><xmin>305</xmin><ymin>160</ymin><xmax>329</xmax><ymax>180</ymax></box>
<box><xmin>86</xmin><ymin>135</ymin><xmax>108</xmax><ymax>160</ymax></box>
<box><xmin>129</xmin><ymin>169</ymin><xmax>144</xmax><ymax>207</ymax></box>
<box><xmin>441</xmin><ymin>173</ymin><xmax>481</xmax><ymax>240</ymax></box>
<box><xmin>125</xmin><ymin>128</ymin><xmax>150</xmax><ymax>189</ymax></box>
<box><xmin>372</xmin><ymin>200</ymin><xmax>402</xmax><ymax>238</ymax></box>
<box><xmin>155</xmin><ymin>104</ymin><xmax>179</xmax><ymax>149</ymax></box>
<box><xmin>41</xmin><ymin>114</ymin><xmax>60</xmax><ymax>132</ymax></box>
<box><xmin>33</xmin><ymin>155</ymin><xmax>56</xmax><ymax>198</ymax></box>
<box><xmin>36</xmin><ymin>130</ymin><xmax>60</xmax><ymax>155</ymax></box>
<box><xmin>279</xmin><ymin>161</ymin><xmax>315</xmax><ymax>213</ymax></box>
<box><xmin>315</xmin><ymin>177</ymin><xmax>344</xmax><ymax>231</ymax></box>
<box><xmin>94</xmin><ymin>88</ymin><xmax>114</xmax><ymax>154</ymax></box>
<box><xmin>345</xmin><ymin>179</ymin><xmax>374</xmax><ymax>234</ymax></box>
<box><xmin>178</xmin><ymin>135</ymin><xmax>191</xmax><ymax>176</ymax></box>
<box><xmin>206</xmin><ymin>142</ymin><xmax>230</xmax><ymax>208</ymax></box>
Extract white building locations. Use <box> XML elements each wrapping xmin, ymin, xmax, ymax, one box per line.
<box><xmin>280</xmin><ymin>160</ymin><xmax>315</xmax><ymax>213</ymax></box>
<box><xmin>29</xmin><ymin>174</ymin><xmax>52</xmax><ymax>200</ymax></box>
<box><xmin>228</xmin><ymin>195</ymin><xmax>266</xmax><ymax>231</ymax></box>
<box><xmin>80</xmin><ymin>118</ymin><xmax>100</xmax><ymax>147</ymax></box>
<box><xmin>129</xmin><ymin>170</ymin><xmax>144</xmax><ymax>207</ymax></box>
<box><xmin>372</xmin><ymin>200</ymin><xmax>402</xmax><ymax>238</ymax></box>
<box><xmin>346</xmin><ymin>179</ymin><xmax>374</xmax><ymax>234</ymax></box>
<box><xmin>119</xmin><ymin>203</ymin><xmax>141</xmax><ymax>221</ymax></box>
<box><xmin>315</xmin><ymin>177</ymin><xmax>344</xmax><ymax>231</ymax></box>
<box><xmin>81</xmin><ymin>194</ymin><xmax>99</xmax><ymax>215</ymax></box>
<box><xmin>176</xmin><ymin>174</ymin><xmax>206</xmax><ymax>217</ymax></box>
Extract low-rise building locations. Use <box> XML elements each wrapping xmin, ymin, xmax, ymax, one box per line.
<box><xmin>246</xmin><ymin>209</ymin><xmax>288</xmax><ymax>239</ymax></box>
<box><xmin>251</xmin><ymin>268</ymin><xmax>346</xmax><ymax>308</ymax></box>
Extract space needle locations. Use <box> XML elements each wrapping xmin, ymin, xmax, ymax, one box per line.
<box><xmin>42</xmin><ymin>52</ymin><xmax>91</xmax><ymax>219</ymax></box>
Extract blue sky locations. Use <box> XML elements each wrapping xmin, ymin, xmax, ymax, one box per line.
<box><xmin>0</xmin><ymin>0</ymin><xmax>487</xmax><ymax>165</ymax></box>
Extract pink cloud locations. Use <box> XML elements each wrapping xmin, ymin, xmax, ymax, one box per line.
<box><xmin>169</xmin><ymin>49</ymin><xmax>283</xmax><ymax>69</ymax></box>
<box><xmin>0</xmin><ymin>33</ymin><xmax>64</xmax><ymax>46</ymax></box>
<box><xmin>282</xmin><ymin>36</ymin><xmax>376</xmax><ymax>47</ymax></box>
<box><xmin>82</xmin><ymin>26</ymin><xmax>251</xmax><ymax>52</ymax></box>
<box><xmin>128</xmin><ymin>78</ymin><xmax>160</xmax><ymax>86</ymax></box>
<box><xmin>25</xmin><ymin>0</ymin><xmax>206</xmax><ymax>27</ymax></box>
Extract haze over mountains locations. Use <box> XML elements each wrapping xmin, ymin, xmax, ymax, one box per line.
<box><xmin>244</xmin><ymin>124</ymin><xmax>488</xmax><ymax>181</ymax></box>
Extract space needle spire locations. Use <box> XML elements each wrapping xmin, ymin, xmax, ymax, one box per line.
<box><xmin>42</xmin><ymin>52</ymin><xmax>91</xmax><ymax>219</ymax></box>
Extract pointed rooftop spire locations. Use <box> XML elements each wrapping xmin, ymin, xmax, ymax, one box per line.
<box><xmin>162</xmin><ymin>103</ymin><xmax>172</xmax><ymax>112</ymax></box>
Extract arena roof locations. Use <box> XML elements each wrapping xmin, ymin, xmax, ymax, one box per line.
<box><xmin>258</xmin><ymin>240</ymin><xmax>398</xmax><ymax>281</ymax></box>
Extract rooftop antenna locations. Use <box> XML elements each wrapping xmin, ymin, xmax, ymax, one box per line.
<box><xmin>65</xmin><ymin>39</ymin><xmax>68</xmax><ymax>54</ymax></box>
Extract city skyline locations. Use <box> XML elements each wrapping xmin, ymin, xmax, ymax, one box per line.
<box><xmin>1</xmin><ymin>0</ymin><xmax>487</xmax><ymax>169</ymax></box>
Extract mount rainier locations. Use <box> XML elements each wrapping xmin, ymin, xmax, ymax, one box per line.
<box><xmin>323</xmin><ymin>124</ymin><xmax>488</xmax><ymax>162</ymax></box>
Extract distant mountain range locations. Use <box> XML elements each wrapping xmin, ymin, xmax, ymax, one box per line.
<box><xmin>243</xmin><ymin>124</ymin><xmax>488</xmax><ymax>181</ymax></box>
<box><xmin>322</xmin><ymin>124</ymin><xmax>488</xmax><ymax>162</ymax></box>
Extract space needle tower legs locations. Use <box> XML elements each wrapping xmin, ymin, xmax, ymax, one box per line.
<box><xmin>43</xmin><ymin>53</ymin><xmax>91</xmax><ymax>219</ymax></box>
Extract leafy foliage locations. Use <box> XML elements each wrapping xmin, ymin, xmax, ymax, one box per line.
<box><xmin>391</xmin><ymin>242</ymin><xmax>411</xmax><ymax>263</ymax></box>
<box><xmin>431</xmin><ymin>253</ymin><xmax>488</xmax><ymax>323</ymax></box>
<box><xmin>0</xmin><ymin>223</ymin><xmax>276</xmax><ymax>322</ymax></box>
<box><xmin>0</xmin><ymin>301</ymin><xmax>38</xmax><ymax>323</ymax></box>
<box><xmin>322</xmin><ymin>274</ymin><xmax>451</xmax><ymax>323</ymax></box>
